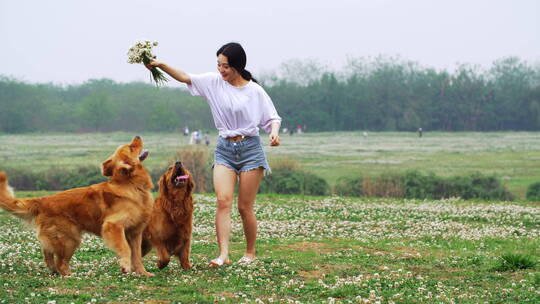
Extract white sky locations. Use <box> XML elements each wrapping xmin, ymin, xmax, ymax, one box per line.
<box><xmin>1</xmin><ymin>0</ymin><xmax>538</xmax><ymax>85</ymax></box>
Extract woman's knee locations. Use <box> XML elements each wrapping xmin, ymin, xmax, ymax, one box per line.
<box><xmin>237</xmin><ymin>202</ymin><xmax>254</xmax><ymax>217</ymax></box>
<box><xmin>216</xmin><ymin>196</ymin><xmax>233</xmax><ymax>211</ymax></box>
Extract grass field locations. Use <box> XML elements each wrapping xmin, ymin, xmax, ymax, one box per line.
<box><xmin>0</xmin><ymin>131</ymin><xmax>539</xmax><ymax>198</ymax></box>
<box><xmin>0</xmin><ymin>193</ymin><xmax>538</xmax><ymax>303</ymax></box>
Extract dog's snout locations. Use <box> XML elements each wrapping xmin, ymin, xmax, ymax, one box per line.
<box><xmin>134</xmin><ymin>136</ymin><xmax>141</xmax><ymax>140</ymax></box>
<box><xmin>175</xmin><ymin>161</ymin><xmax>182</xmax><ymax>167</ymax></box>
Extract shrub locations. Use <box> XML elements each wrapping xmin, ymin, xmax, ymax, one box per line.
<box><xmin>261</xmin><ymin>171</ymin><xmax>302</xmax><ymax>194</ymax></box>
<box><xmin>43</xmin><ymin>166</ymin><xmax>106</xmax><ymax>190</ymax></box>
<box><xmin>303</xmin><ymin>173</ymin><xmax>331</xmax><ymax>196</ymax></box>
<box><xmin>403</xmin><ymin>171</ymin><xmax>515</xmax><ymax>200</ymax></box>
<box><xmin>335</xmin><ymin>174</ymin><xmax>406</xmax><ymax>198</ymax></box>
<box><xmin>526</xmin><ymin>182</ymin><xmax>540</xmax><ymax>201</ymax></box>
<box><xmin>335</xmin><ymin>174</ymin><xmax>403</xmax><ymax>198</ymax></box>
<box><xmin>3</xmin><ymin>153</ymin><xmax>330</xmax><ymax>195</ymax></box>
<box><xmin>334</xmin><ymin>170</ymin><xmax>514</xmax><ymax>201</ymax></box>
<box><xmin>362</xmin><ymin>174</ymin><xmax>403</xmax><ymax>198</ymax></box>
<box><xmin>260</xmin><ymin>170</ymin><xmax>330</xmax><ymax>196</ymax></box>
<box><xmin>335</xmin><ymin>177</ymin><xmax>363</xmax><ymax>197</ymax></box>
<box><xmin>3</xmin><ymin>166</ymin><xmax>105</xmax><ymax>191</ymax></box>
<box><xmin>402</xmin><ymin>170</ymin><xmax>442</xmax><ymax>199</ymax></box>
<box><xmin>2</xmin><ymin>167</ymin><xmax>42</xmax><ymax>190</ymax></box>
<box><xmin>444</xmin><ymin>173</ymin><xmax>514</xmax><ymax>201</ymax></box>
<box><xmin>259</xmin><ymin>157</ymin><xmax>330</xmax><ymax>196</ymax></box>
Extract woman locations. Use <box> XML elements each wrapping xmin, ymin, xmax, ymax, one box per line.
<box><xmin>145</xmin><ymin>42</ymin><xmax>281</xmax><ymax>267</ymax></box>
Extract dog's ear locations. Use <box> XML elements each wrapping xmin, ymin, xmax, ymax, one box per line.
<box><xmin>159</xmin><ymin>173</ymin><xmax>168</xmax><ymax>197</ymax></box>
<box><xmin>188</xmin><ymin>177</ymin><xmax>195</xmax><ymax>193</ymax></box>
<box><xmin>101</xmin><ymin>159</ymin><xmax>114</xmax><ymax>177</ymax></box>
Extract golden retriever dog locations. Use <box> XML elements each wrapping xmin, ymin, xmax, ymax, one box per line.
<box><xmin>142</xmin><ymin>161</ymin><xmax>194</xmax><ymax>270</ymax></box>
<box><xmin>0</xmin><ymin>136</ymin><xmax>154</xmax><ymax>276</ymax></box>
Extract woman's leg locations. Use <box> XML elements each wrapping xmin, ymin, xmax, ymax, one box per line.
<box><xmin>213</xmin><ymin>164</ymin><xmax>237</xmax><ymax>262</ymax></box>
<box><xmin>237</xmin><ymin>168</ymin><xmax>264</xmax><ymax>259</ymax></box>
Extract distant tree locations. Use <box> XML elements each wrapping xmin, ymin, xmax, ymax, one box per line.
<box><xmin>1</xmin><ymin>56</ymin><xmax>539</xmax><ymax>133</ymax></box>
<box><xmin>78</xmin><ymin>92</ymin><xmax>115</xmax><ymax>131</ymax></box>
<box><xmin>0</xmin><ymin>77</ymin><xmax>48</xmax><ymax>133</ymax></box>
<box><xmin>278</xmin><ymin>58</ymin><xmax>329</xmax><ymax>86</ymax></box>
<box><xmin>489</xmin><ymin>57</ymin><xmax>535</xmax><ymax>130</ymax></box>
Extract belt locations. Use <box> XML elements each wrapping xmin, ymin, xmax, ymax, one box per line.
<box><xmin>225</xmin><ymin>135</ymin><xmax>246</xmax><ymax>142</ymax></box>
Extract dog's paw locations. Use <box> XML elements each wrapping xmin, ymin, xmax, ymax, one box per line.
<box><xmin>138</xmin><ymin>270</ymin><xmax>154</xmax><ymax>277</ymax></box>
<box><xmin>120</xmin><ymin>259</ymin><xmax>132</xmax><ymax>274</ymax></box>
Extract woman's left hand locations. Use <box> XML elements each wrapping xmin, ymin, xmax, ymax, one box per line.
<box><xmin>145</xmin><ymin>59</ymin><xmax>162</xmax><ymax>70</ymax></box>
<box><xmin>269</xmin><ymin>133</ymin><xmax>280</xmax><ymax>146</ymax></box>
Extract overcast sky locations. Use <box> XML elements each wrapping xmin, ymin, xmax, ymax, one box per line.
<box><xmin>1</xmin><ymin>0</ymin><xmax>538</xmax><ymax>85</ymax></box>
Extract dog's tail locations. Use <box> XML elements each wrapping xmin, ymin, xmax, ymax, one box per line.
<box><xmin>0</xmin><ymin>171</ymin><xmax>38</xmax><ymax>221</ymax></box>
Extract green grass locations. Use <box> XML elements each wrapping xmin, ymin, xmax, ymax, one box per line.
<box><xmin>1</xmin><ymin>131</ymin><xmax>539</xmax><ymax>199</ymax></box>
<box><xmin>1</xmin><ymin>132</ymin><xmax>539</xmax><ymax>302</ymax></box>
<box><xmin>0</xmin><ymin>194</ymin><xmax>539</xmax><ymax>303</ymax></box>
<box><xmin>495</xmin><ymin>254</ymin><xmax>538</xmax><ymax>272</ymax></box>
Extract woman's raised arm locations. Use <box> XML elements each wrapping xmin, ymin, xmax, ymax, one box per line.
<box><xmin>146</xmin><ymin>60</ymin><xmax>191</xmax><ymax>85</ymax></box>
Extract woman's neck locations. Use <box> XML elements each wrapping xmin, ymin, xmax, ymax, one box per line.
<box><xmin>227</xmin><ymin>75</ymin><xmax>249</xmax><ymax>87</ymax></box>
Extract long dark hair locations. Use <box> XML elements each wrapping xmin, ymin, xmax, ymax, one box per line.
<box><xmin>216</xmin><ymin>42</ymin><xmax>258</xmax><ymax>83</ymax></box>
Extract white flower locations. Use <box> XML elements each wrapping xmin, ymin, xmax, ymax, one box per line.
<box><xmin>127</xmin><ymin>39</ymin><xmax>160</xmax><ymax>64</ymax></box>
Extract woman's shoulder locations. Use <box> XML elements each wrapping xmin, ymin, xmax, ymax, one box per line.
<box><xmin>193</xmin><ymin>72</ymin><xmax>220</xmax><ymax>80</ymax></box>
<box><xmin>246</xmin><ymin>81</ymin><xmax>266</xmax><ymax>93</ymax></box>
<box><xmin>190</xmin><ymin>72</ymin><xmax>222</xmax><ymax>88</ymax></box>
<box><xmin>248</xmin><ymin>81</ymin><xmax>271</xmax><ymax>98</ymax></box>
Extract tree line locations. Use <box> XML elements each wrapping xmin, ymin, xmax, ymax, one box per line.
<box><xmin>1</xmin><ymin>56</ymin><xmax>539</xmax><ymax>133</ymax></box>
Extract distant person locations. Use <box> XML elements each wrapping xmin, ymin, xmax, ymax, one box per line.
<box><xmin>195</xmin><ymin>130</ymin><xmax>202</xmax><ymax>144</ymax></box>
<box><xmin>282</xmin><ymin>127</ymin><xmax>288</xmax><ymax>135</ymax></box>
<box><xmin>296</xmin><ymin>124</ymin><xmax>302</xmax><ymax>134</ymax></box>
<box><xmin>363</xmin><ymin>131</ymin><xmax>368</xmax><ymax>138</ymax></box>
<box><xmin>189</xmin><ymin>131</ymin><xmax>198</xmax><ymax>145</ymax></box>
<box><xmin>289</xmin><ymin>128</ymin><xmax>294</xmax><ymax>136</ymax></box>
<box><xmin>144</xmin><ymin>42</ymin><xmax>281</xmax><ymax>267</ymax></box>
<box><xmin>204</xmin><ymin>132</ymin><xmax>210</xmax><ymax>146</ymax></box>
<box><xmin>183</xmin><ymin>125</ymin><xmax>190</xmax><ymax>136</ymax></box>
<box><xmin>418</xmin><ymin>127</ymin><xmax>423</xmax><ymax>138</ymax></box>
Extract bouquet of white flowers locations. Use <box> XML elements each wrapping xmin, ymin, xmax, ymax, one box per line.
<box><xmin>127</xmin><ymin>40</ymin><xmax>168</xmax><ymax>86</ymax></box>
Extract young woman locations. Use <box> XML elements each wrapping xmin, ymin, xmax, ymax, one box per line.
<box><xmin>145</xmin><ymin>42</ymin><xmax>281</xmax><ymax>267</ymax></box>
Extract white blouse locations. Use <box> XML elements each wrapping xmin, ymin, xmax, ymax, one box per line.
<box><xmin>187</xmin><ymin>72</ymin><xmax>281</xmax><ymax>138</ymax></box>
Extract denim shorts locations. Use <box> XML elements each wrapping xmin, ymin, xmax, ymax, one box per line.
<box><xmin>214</xmin><ymin>136</ymin><xmax>271</xmax><ymax>174</ymax></box>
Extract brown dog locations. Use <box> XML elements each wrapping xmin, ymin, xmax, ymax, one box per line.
<box><xmin>142</xmin><ymin>161</ymin><xmax>194</xmax><ymax>270</ymax></box>
<box><xmin>0</xmin><ymin>136</ymin><xmax>154</xmax><ymax>276</ymax></box>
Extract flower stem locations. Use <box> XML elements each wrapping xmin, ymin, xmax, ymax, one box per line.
<box><xmin>142</xmin><ymin>55</ymin><xmax>169</xmax><ymax>87</ymax></box>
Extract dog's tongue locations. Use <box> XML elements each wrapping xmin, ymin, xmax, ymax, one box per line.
<box><xmin>139</xmin><ymin>150</ymin><xmax>149</xmax><ymax>161</ymax></box>
<box><xmin>175</xmin><ymin>175</ymin><xmax>189</xmax><ymax>182</ymax></box>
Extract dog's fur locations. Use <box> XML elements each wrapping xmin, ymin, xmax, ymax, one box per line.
<box><xmin>142</xmin><ymin>161</ymin><xmax>194</xmax><ymax>270</ymax></box>
<box><xmin>0</xmin><ymin>136</ymin><xmax>154</xmax><ymax>276</ymax></box>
